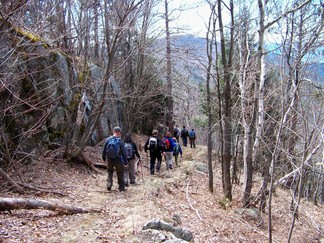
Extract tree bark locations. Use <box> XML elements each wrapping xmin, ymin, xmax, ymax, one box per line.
<box><xmin>205</xmin><ymin>4</ymin><xmax>215</xmax><ymax>193</ymax></box>
<box><xmin>217</xmin><ymin>0</ymin><xmax>233</xmax><ymax>201</ymax></box>
<box><xmin>164</xmin><ymin>0</ymin><xmax>174</xmax><ymax>129</ymax></box>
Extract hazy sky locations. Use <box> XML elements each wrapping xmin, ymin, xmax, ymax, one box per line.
<box><xmin>153</xmin><ymin>0</ymin><xmax>212</xmax><ymax>37</ymax></box>
<box><xmin>174</xmin><ymin>1</ymin><xmax>211</xmax><ymax>37</ymax></box>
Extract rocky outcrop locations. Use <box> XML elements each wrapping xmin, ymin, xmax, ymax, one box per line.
<box><xmin>0</xmin><ymin>22</ymin><xmax>116</xmax><ymax>163</ymax></box>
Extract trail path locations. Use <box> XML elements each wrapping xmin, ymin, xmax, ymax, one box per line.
<box><xmin>1</xmin><ymin>142</ymin><xmax>323</xmax><ymax>242</ymax></box>
<box><xmin>51</xmin><ymin>145</ymin><xmax>199</xmax><ymax>242</ymax></box>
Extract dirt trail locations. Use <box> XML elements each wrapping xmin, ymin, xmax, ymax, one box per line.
<box><xmin>49</xmin><ymin>145</ymin><xmax>197</xmax><ymax>242</ymax></box>
<box><xmin>1</xmin><ymin>143</ymin><xmax>323</xmax><ymax>242</ymax></box>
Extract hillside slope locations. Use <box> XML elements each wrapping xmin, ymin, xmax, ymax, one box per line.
<box><xmin>0</xmin><ymin>136</ymin><xmax>323</xmax><ymax>242</ymax></box>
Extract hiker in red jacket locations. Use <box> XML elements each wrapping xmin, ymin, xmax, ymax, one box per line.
<box><xmin>161</xmin><ymin>132</ymin><xmax>176</xmax><ymax>170</ymax></box>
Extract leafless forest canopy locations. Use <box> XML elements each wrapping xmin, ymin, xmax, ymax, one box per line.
<box><xmin>0</xmin><ymin>0</ymin><xmax>323</xmax><ymax>242</ymax></box>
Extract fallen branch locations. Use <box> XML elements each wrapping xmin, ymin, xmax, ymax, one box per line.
<box><xmin>93</xmin><ymin>162</ymin><xmax>107</xmax><ymax>169</ymax></box>
<box><xmin>186</xmin><ymin>179</ymin><xmax>203</xmax><ymax>221</ymax></box>
<box><xmin>273</xmin><ymin>141</ymin><xmax>322</xmax><ymax>188</ymax></box>
<box><xmin>17</xmin><ymin>183</ymin><xmax>67</xmax><ymax>197</ymax></box>
<box><xmin>78</xmin><ymin>151</ymin><xmax>102</xmax><ymax>173</ymax></box>
<box><xmin>0</xmin><ymin>168</ymin><xmax>25</xmax><ymax>194</ymax></box>
<box><xmin>0</xmin><ymin>197</ymin><xmax>100</xmax><ymax>215</ymax></box>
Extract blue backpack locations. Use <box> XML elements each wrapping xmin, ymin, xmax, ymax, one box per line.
<box><xmin>189</xmin><ymin>131</ymin><xmax>195</xmax><ymax>138</ymax></box>
<box><xmin>106</xmin><ymin>137</ymin><xmax>121</xmax><ymax>159</ymax></box>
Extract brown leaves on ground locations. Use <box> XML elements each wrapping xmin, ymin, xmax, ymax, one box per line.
<box><xmin>0</xmin><ymin>136</ymin><xmax>323</xmax><ymax>242</ymax></box>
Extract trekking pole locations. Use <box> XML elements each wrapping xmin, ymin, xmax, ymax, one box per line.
<box><xmin>146</xmin><ymin>152</ymin><xmax>149</xmax><ymax>169</ymax></box>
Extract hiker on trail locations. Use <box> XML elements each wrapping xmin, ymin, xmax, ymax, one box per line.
<box><xmin>102</xmin><ymin>126</ymin><xmax>127</xmax><ymax>192</ymax></box>
<box><xmin>161</xmin><ymin>132</ymin><xmax>176</xmax><ymax>169</ymax></box>
<box><xmin>173</xmin><ymin>137</ymin><xmax>182</xmax><ymax>167</ymax></box>
<box><xmin>189</xmin><ymin>128</ymin><xmax>196</xmax><ymax>148</ymax></box>
<box><xmin>157</xmin><ymin>124</ymin><xmax>164</xmax><ymax>140</ymax></box>
<box><xmin>173</xmin><ymin>124</ymin><xmax>181</xmax><ymax>142</ymax></box>
<box><xmin>144</xmin><ymin>130</ymin><xmax>162</xmax><ymax>175</ymax></box>
<box><xmin>180</xmin><ymin>126</ymin><xmax>189</xmax><ymax>147</ymax></box>
<box><xmin>123</xmin><ymin>133</ymin><xmax>141</xmax><ymax>186</ymax></box>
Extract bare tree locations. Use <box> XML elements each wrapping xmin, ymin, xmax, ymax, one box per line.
<box><xmin>217</xmin><ymin>0</ymin><xmax>234</xmax><ymax>200</ymax></box>
<box><xmin>164</xmin><ymin>0</ymin><xmax>174</xmax><ymax>129</ymax></box>
<box><xmin>205</xmin><ymin>2</ymin><xmax>217</xmax><ymax>193</ymax></box>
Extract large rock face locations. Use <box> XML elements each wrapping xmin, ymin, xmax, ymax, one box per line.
<box><xmin>0</xmin><ymin>25</ymin><xmax>115</xmax><ymax>163</ymax></box>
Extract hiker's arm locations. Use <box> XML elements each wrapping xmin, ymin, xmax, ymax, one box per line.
<box><xmin>133</xmin><ymin>143</ymin><xmax>141</xmax><ymax>159</ymax></box>
<box><xmin>102</xmin><ymin>139</ymin><xmax>108</xmax><ymax>161</ymax></box>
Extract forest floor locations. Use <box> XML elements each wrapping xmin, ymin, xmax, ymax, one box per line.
<box><xmin>0</xmin><ymin>134</ymin><xmax>323</xmax><ymax>242</ymax></box>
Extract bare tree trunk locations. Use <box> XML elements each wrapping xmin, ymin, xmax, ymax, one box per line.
<box><xmin>321</xmin><ymin>173</ymin><xmax>324</xmax><ymax>205</ymax></box>
<box><xmin>206</xmin><ymin>4</ymin><xmax>215</xmax><ymax>193</ymax></box>
<box><xmin>164</xmin><ymin>0</ymin><xmax>174</xmax><ymax>129</ymax></box>
<box><xmin>237</xmin><ymin>10</ymin><xmax>255</xmax><ymax>207</ymax></box>
<box><xmin>252</xmin><ymin>0</ymin><xmax>266</xmax><ymax>167</ymax></box>
<box><xmin>217</xmin><ymin>0</ymin><xmax>234</xmax><ymax>200</ymax></box>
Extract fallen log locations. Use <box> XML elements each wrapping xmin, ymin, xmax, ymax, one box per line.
<box><xmin>0</xmin><ymin>197</ymin><xmax>100</xmax><ymax>215</ymax></box>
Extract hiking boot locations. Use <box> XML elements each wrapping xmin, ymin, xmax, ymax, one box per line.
<box><xmin>119</xmin><ymin>188</ymin><xmax>127</xmax><ymax>192</ymax></box>
<box><xmin>125</xmin><ymin>183</ymin><xmax>129</xmax><ymax>187</ymax></box>
<box><xmin>169</xmin><ymin>165</ymin><xmax>173</xmax><ymax>169</ymax></box>
<box><xmin>107</xmin><ymin>186</ymin><xmax>111</xmax><ymax>191</ymax></box>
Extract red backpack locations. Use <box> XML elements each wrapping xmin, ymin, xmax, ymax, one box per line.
<box><xmin>161</xmin><ymin>138</ymin><xmax>170</xmax><ymax>151</ymax></box>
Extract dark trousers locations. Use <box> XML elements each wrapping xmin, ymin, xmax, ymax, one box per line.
<box><xmin>190</xmin><ymin>138</ymin><xmax>196</xmax><ymax>148</ymax></box>
<box><xmin>182</xmin><ymin>137</ymin><xmax>188</xmax><ymax>147</ymax></box>
<box><xmin>150</xmin><ymin>152</ymin><xmax>162</xmax><ymax>174</ymax></box>
<box><xmin>107</xmin><ymin>160</ymin><xmax>125</xmax><ymax>191</ymax></box>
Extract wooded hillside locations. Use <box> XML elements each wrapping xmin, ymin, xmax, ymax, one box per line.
<box><xmin>0</xmin><ymin>1</ymin><xmax>323</xmax><ymax>242</ymax></box>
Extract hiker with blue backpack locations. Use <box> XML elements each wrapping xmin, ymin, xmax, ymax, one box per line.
<box><xmin>189</xmin><ymin>128</ymin><xmax>196</xmax><ymax>148</ymax></box>
<box><xmin>144</xmin><ymin>130</ymin><xmax>162</xmax><ymax>175</ymax></box>
<box><xmin>161</xmin><ymin>131</ymin><xmax>176</xmax><ymax>170</ymax></box>
<box><xmin>172</xmin><ymin>137</ymin><xmax>182</xmax><ymax>167</ymax></box>
<box><xmin>123</xmin><ymin>133</ymin><xmax>141</xmax><ymax>187</ymax></box>
<box><xmin>102</xmin><ymin>126</ymin><xmax>127</xmax><ymax>192</ymax></box>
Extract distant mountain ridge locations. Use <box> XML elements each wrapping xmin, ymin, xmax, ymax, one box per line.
<box><xmin>166</xmin><ymin>35</ymin><xmax>323</xmax><ymax>85</ymax></box>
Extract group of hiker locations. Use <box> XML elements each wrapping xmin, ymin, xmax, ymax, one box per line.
<box><xmin>102</xmin><ymin>125</ymin><xmax>197</xmax><ymax>192</ymax></box>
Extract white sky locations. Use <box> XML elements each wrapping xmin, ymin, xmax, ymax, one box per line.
<box><xmin>153</xmin><ymin>0</ymin><xmax>212</xmax><ymax>37</ymax></box>
<box><xmin>174</xmin><ymin>2</ymin><xmax>211</xmax><ymax>37</ymax></box>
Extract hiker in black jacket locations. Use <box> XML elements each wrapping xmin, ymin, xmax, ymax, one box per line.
<box><xmin>102</xmin><ymin>126</ymin><xmax>127</xmax><ymax>192</ymax></box>
<box><xmin>180</xmin><ymin>126</ymin><xmax>189</xmax><ymax>147</ymax></box>
<box><xmin>123</xmin><ymin>133</ymin><xmax>141</xmax><ymax>186</ymax></box>
<box><xmin>144</xmin><ymin>130</ymin><xmax>162</xmax><ymax>175</ymax></box>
